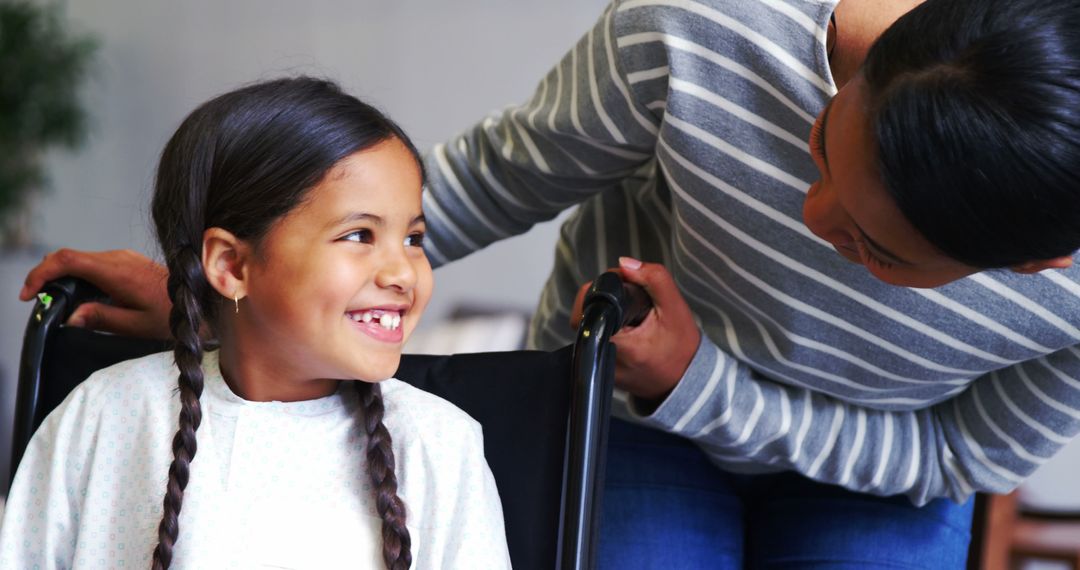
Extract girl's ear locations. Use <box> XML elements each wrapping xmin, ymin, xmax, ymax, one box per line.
<box><xmin>1010</xmin><ymin>255</ymin><xmax>1074</xmax><ymax>275</ymax></box>
<box><xmin>202</xmin><ymin>227</ymin><xmax>251</xmax><ymax>300</ymax></box>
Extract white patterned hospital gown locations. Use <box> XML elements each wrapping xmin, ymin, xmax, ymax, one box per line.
<box><xmin>0</xmin><ymin>350</ymin><xmax>511</xmax><ymax>569</ymax></box>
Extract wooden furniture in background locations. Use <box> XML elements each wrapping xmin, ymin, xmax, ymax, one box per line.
<box><xmin>969</xmin><ymin>491</ymin><xmax>1080</xmax><ymax>569</ymax></box>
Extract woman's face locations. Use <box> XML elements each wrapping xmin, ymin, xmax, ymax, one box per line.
<box><xmin>802</xmin><ymin>76</ymin><xmax>978</xmax><ymax>288</ymax></box>
<box><xmin>234</xmin><ymin>138</ymin><xmax>432</xmax><ymax>399</ymax></box>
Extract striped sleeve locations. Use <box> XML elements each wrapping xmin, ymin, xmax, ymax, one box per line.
<box><xmin>627</xmin><ymin>335</ymin><xmax>1080</xmax><ymax>505</ymax></box>
<box><xmin>422</xmin><ymin>1</ymin><xmax>660</xmax><ymax>266</ymax></box>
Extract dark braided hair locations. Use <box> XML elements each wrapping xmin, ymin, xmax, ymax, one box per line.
<box><xmin>356</xmin><ymin>382</ymin><xmax>412</xmax><ymax>570</ymax></box>
<box><xmin>149</xmin><ymin>77</ymin><xmax>423</xmax><ymax>569</ymax></box>
<box><xmin>863</xmin><ymin>0</ymin><xmax>1080</xmax><ymax>268</ymax></box>
<box><xmin>149</xmin><ymin>249</ymin><xmax>207</xmax><ymax>570</ymax></box>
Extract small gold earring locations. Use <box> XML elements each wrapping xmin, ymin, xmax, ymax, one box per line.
<box><xmin>234</xmin><ymin>293</ymin><xmax>240</xmax><ymax>314</ymax></box>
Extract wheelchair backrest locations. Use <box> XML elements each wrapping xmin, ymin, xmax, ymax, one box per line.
<box><xmin>15</xmin><ymin>280</ymin><xmax>574</xmax><ymax>569</ymax></box>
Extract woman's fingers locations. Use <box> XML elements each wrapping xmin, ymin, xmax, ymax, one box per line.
<box><xmin>610</xmin><ymin>257</ymin><xmax>701</xmax><ymax>402</ymax></box>
<box><xmin>20</xmin><ymin>248</ymin><xmax>173</xmax><ymax>339</ymax></box>
<box><xmin>67</xmin><ymin>302</ymin><xmax>169</xmax><ymax>339</ymax></box>
<box><xmin>566</xmin><ymin>257</ymin><xmax>701</xmax><ymax>403</ymax></box>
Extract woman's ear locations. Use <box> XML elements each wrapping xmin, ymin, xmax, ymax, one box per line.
<box><xmin>202</xmin><ymin>227</ymin><xmax>251</xmax><ymax>300</ymax></box>
<box><xmin>1010</xmin><ymin>255</ymin><xmax>1074</xmax><ymax>275</ymax></box>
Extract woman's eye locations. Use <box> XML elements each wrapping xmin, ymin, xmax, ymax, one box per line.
<box><xmin>342</xmin><ymin>229</ymin><xmax>372</xmax><ymax>244</ymax></box>
<box><xmin>855</xmin><ymin>240</ymin><xmax>894</xmax><ymax>271</ymax></box>
<box><xmin>809</xmin><ymin>120</ymin><xmax>824</xmax><ymax>156</ymax></box>
<box><xmin>405</xmin><ymin>232</ymin><xmax>425</xmax><ymax>248</ymax></box>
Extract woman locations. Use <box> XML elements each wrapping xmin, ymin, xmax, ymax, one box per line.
<box><xmin>21</xmin><ymin>0</ymin><xmax>1080</xmax><ymax>566</ymax></box>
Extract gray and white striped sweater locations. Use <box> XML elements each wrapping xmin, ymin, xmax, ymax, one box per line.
<box><xmin>422</xmin><ymin>0</ymin><xmax>1080</xmax><ymax>505</ymax></box>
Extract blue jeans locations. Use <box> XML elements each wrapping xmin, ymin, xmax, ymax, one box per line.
<box><xmin>599</xmin><ymin>419</ymin><xmax>974</xmax><ymax>569</ymax></box>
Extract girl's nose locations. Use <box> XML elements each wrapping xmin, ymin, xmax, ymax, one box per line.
<box><xmin>375</xmin><ymin>246</ymin><xmax>418</xmax><ymax>292</ymax></box>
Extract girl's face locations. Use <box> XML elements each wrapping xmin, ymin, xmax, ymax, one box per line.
<box><xmin>233</xmin><ymin>138</ymin><xmax>432</xmax><ymax>399</ymax></box>
<box><xmin>802</xmin><ymin>76</ymin><xmax>979</xmax><ymax>288</ymax></box>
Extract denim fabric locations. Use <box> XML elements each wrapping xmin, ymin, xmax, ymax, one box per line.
<box><xmin>598</xmin><ymin>419</ymin><xmax>974</xmax><ymax>569</ymax></box>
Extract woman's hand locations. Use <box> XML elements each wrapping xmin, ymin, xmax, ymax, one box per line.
<box><xmin>571</xmin><ymin>257</ymin><xmax>701</xmax><ymax>406</ymax></box>
<box><xmin>20</xmin><ymin>248</ymin><xmax>172</xmax><ymax>339</ymax></box>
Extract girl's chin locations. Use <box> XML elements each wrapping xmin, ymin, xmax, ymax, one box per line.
<box><xmin>347</xmin><ymin>356</ymin><xmax>403</xmax><ymax>384</ymax></box>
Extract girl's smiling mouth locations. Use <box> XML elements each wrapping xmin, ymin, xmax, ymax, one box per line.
<box><xmin>349</xmin><ymin>309</ymin><xmax>402</xmax><ymax>329</ymax></box>
<box><xmin>346</xmin><ymin>307</ymin><xmax>407</xmax><ymax>342</ymax></box>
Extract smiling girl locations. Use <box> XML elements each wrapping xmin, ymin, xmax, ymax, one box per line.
<box><xmin>0</xmin><ymin>78</ymin><xmax>511</xmax><ymax>569</ymax></box>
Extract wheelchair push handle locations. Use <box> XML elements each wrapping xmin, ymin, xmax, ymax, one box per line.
<box><xmin>583</xmin><ymin>271</ymin><xmax>653</xmax><ymax>332</ymax></box>
<box><xmin>31</xmin><ymin>277</ymin><xmax>106</xmax><ymax>323</ymax></box>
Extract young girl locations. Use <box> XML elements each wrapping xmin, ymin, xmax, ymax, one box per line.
<box><xmin>0</xmin><ymin>78</ymin><xmax>511</xmax><ymax>569</ymax></box>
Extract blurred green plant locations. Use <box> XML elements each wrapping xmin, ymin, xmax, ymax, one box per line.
<box><xmin>0</xmin><ymin>2</ymin><xmax>96</xmax><ymax>247</ymax></box>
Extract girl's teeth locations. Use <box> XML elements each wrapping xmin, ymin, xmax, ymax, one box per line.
<box><xmin>381</xmin><ymin>314</ymin><xmax>401</xmax><ymax>330</ymax></box>
<box><xmin>351</xmin><ymin>310</ymin><xmax>402</xmax><ymax>330</ymax></box>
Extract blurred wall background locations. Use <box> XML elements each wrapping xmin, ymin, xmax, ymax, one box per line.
<box><xmin>2</xmin><ymin>0</ymin><xmax>1078</xmax><ymax>523</ymax></box>
<box><xmin>0</xmin><ymin>0</ymin><xmax>607</xmax><ymax>495</ymax></box>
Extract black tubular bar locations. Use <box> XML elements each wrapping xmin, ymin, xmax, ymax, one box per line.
<box><xmin>559</xmin><ymin>301</ymin><xmax>619</xmax><ymax>570</ymax></box>
<box><xmin>558</xmin><ymin>272</ymin><xmax>652</xmax><ymax>570</ymax></box>
<box><xmin>10</xmin><ymin>280</ymin><xmax>77</xmax><ymax>483</ymax></box>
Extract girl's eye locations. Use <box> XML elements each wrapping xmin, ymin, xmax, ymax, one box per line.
<box><xmin>341</xmin><ymin>229</ymin><xmax>373</xmax><ymax>244</ymax></box>
<box><xmin>405</xmin><ymin>232</ymin><xmax>425</xmax><ymax>248</ymax></box>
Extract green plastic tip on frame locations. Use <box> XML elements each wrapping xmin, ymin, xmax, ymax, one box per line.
<box><xmin>37</xmin><ymin>292</ymin><xmax>53</xmax><ymax>310</ymax></box>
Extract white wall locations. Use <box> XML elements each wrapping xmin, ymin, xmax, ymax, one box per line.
<box><xmin>0</xmin><ymin>0</ymin><xmax>607</xmax><ymax>494</ymax></box>
<box><xmin>40</xmin><ymin>0</ymin><xmax>606</xmax><ymax>319</ymax></box>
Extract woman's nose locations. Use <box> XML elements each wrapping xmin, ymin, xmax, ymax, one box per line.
<box><xmin>803</xmin><ymin>182</ymin><xmax>853</xmax><ymax>244</ymax></box>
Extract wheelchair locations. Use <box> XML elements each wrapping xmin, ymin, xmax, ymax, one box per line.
<box><xmin>12</xmin><ymin>273</ymin><xmax>650</xmax><ymax>570</ymax></box>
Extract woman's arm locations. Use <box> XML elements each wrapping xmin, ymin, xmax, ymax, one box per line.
<box><xmin>614</xmin><ymin>263</ymin><xmax>1080</xmax><ymax>505</ymax></box>
<box><xmin>421</xmin><ymin>0</ymin><xmax>662</xmax><ymax>266</ymax></box>
<box><xmin>626</xmin><ymin>272</ymin><xmax>1080</xmax><ymax>503</ymax></box>
<box><xmin>634</xmin><ymin>337</ymin><xmax>1080</xmax><ymax>505</ymax></box>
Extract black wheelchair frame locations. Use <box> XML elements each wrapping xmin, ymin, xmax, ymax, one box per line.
<box><xmin>13</xmin><ymin>273</ymin><xmax>649</xmax><ymax>570</ymax></box>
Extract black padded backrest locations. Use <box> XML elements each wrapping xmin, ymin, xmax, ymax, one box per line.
<box><xmin>36</xmin><ymin>327</ymin><xmax>169</xmax><ymax>430</ymax></box>
<box><xmin>24</xmin><ymin>325</ymin><xmax>571</xmax><ymax>570</ymax></box>
<box><xmin>397</xmin><ymin>349</ymin><xmax>572</xmax><ymax>570</ymax></box>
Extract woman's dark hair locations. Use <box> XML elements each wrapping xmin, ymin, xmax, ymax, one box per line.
<box><xmin>863</xmin><ymin>0</ymin><xmax>1080</xmax><ymax>268</ymax></box>
<box><xmin>149</xmin><ymin>77</ymin><xmax>423</xmax><ymax>570</ymax></box>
